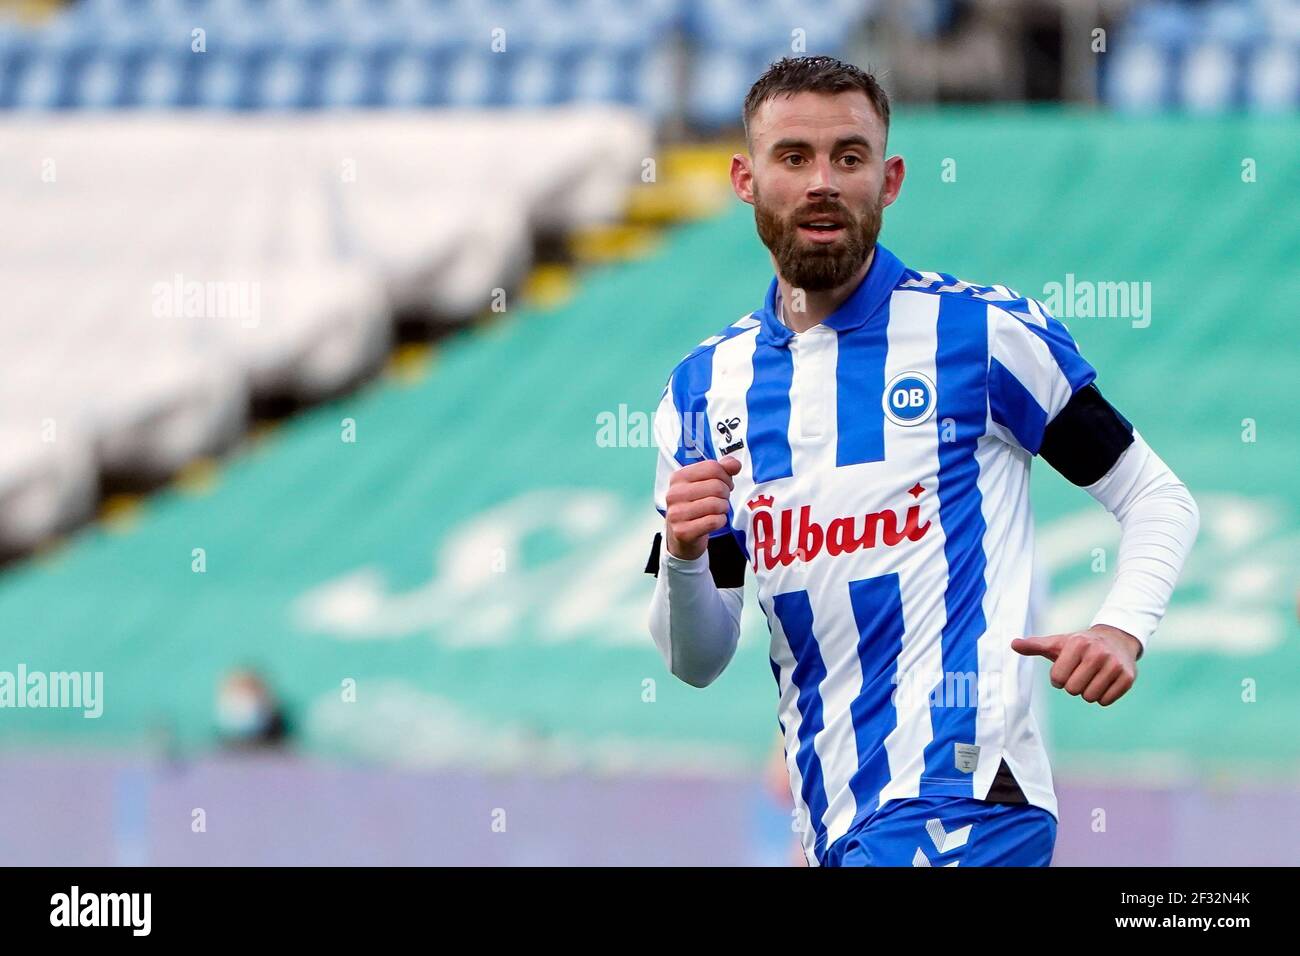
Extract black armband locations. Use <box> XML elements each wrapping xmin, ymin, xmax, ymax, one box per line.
<box><xmin>644</xmin><ymin>531</ymin><xmax>747</xmax><ymax>588</ymax></box>
<box><xmin>1039</xmin><ymin>384</ymin><xmax>1135</xmax><ymax>486</ymax></box>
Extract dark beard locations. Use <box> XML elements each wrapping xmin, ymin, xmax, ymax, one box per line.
<box><xmin>753</xmin><ymin>188</ymin><xmax>881</xmax><ymax>292</ymax></box>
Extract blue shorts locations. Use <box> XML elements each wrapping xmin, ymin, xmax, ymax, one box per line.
<box><xmin>822</xmin><ymin>796</ymin><xmax>1057</xmax><ymax>867</ymax></box>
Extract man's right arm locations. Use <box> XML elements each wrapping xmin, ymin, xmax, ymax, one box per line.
<box><xmin>646</xmin><ymin>375</ymin><xmax>747</xmax><ymax>687</ymax></box>
<box><xmin>647</xmin><ymin>528</ymin><xmax>745</xmax><ymax>688</ymax></box>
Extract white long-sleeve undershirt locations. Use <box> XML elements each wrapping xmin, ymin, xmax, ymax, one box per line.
<box><xmin>647</xmin><ymin>537</ymin><xmax>743</xmax><ymax>688</ymax></box>
<box><xmin>1084</xmin><ymin>431</ymin><xmax>1200</xmax><ymax>658</ymax></box>
<box><xmin>647</xmin><ymin>432</ymin><xmax>1198</xmax><ymax>684</ymax></box>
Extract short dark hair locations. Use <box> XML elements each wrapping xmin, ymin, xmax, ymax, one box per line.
<box><xmin>742</xmin><ymin>56</ymin><xmax>890</xmax><ymax>145</ymax></box>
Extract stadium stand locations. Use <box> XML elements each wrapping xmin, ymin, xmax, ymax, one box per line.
<box><xmin>0</xmin><ymin>0</ymin><xmax>872</xmax><ymax>118</ymax></box>
<box><xmin>3</xmin><ymin>1</ymin><xmax>1298</xmax><ymax>117</ymax></box>
<box><xmin>1106</xmin><ymin>0</ymin><xmax>1300</xmax><ymax>111</ymax></box>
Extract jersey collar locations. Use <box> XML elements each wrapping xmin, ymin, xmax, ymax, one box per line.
<box><xmin>756</xmin><ymin>242</ymin><xmax>906</xmax><ymax>348</ymax></box>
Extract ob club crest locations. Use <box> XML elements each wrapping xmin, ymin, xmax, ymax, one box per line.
<box><xmin>883</xmin><ymin>371</ymin><xmax>936</xmax><ymax>427</ymax></box>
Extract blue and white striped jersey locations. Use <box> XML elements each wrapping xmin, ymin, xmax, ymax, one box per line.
<box><xmin>651</xmin><ymin>243</ymin><xmax>1099</xmax><ymax>865</ymax></box>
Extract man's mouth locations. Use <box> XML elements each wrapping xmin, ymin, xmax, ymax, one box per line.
<box><xmin>796</xmin><ymin>218</ymin><xmax>846</xmax><ymax>243</ymax></box>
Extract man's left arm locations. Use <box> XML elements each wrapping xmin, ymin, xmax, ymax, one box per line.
<box><xmin>1012</xmin><ymin>390</ymin><xmax>1200</xmax><ymax>707</ymax></box>
<box><xmin>987</xmin><ymin>303</ymin><xmax>1199</xmax><ymax>704</ymax></box>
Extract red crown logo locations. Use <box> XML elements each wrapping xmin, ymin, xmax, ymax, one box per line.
<box><xmin>748</xmin><ymin>494</ymin><xmax>775</xmax><ymax>510</ymax></box>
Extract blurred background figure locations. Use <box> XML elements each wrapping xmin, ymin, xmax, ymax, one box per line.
<box><xmin>215</xmin><ymin>668</ymin><xmax>290</xmax><ymax>750</ymax></box>
<box><xmin>747</xmin><ymin>733</ymin><xmax>806</xmax><ymax>866</ymax></box>
<box><xmin>0</xmin><ymin>0</ymin><xmax>1295</xmax><ymax>865</ymax></box>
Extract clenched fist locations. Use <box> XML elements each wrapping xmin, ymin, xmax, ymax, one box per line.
<box><xmin>664</xmin><ymin>456</ymin><xmax>743</xmax><ymax>561</ymax></box>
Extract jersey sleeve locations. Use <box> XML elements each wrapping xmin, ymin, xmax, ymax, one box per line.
<box><xmin>648</xmin><ymin>372</ymin><xmax>748</xmax><ymax>589</ymax></box>
<box><xmin>651</xmin><ymin>373</ymin><xmax>732</xmax><ymax>538</ymax></box>
<box><xmin>986</xmin><ymin>298</ymin><xmax>1098</xmax><ymax>456</ymax></box>
<box><xmin>987</xmin><ymin>298</ymin><xmax>1136</xmax><ymax>486</ymax></box>
<box><xmin>652</xmin><ymin>381</ymin><xmax>682</xmax><ymax>519</ymax></box>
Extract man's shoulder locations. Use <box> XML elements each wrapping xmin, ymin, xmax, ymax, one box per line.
<box><xmin>892</xmin><ymin>267</ymin><xmax>1052</xmax><ymax>326</ymax></box>
<box><xmin>663</xmin><ymin>311</ymin><xmax>763</xmax><ymax>387</ymax></box>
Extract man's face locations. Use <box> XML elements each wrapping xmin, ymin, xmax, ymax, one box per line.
<box><xmin>731</xmin><ymin>90</ymin><xmax>905</xmax><ymax>292</ymax></box>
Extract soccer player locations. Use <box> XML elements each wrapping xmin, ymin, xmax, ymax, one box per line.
<box><xmin>645</xmin><ymin>56</ymin><xmax>1199</xmax><ymax>867</ymax></box>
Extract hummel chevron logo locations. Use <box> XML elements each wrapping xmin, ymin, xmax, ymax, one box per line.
<box><xmin>926</xmin><ymin>818</ymin><xmax>972</xmax><ymax>853</ymax></box>
<box><xmin>911</xmin><ymin>847</ymin><xmax>960</xmax><ymax>867</ymax></box>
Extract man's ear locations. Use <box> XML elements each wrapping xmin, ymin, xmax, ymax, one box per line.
<box><xmin>730</xmin><ymin>153</ymin><xmax>755</xmax><ymax>205</ymax></box>
<box><xmin>881</xmin><ymin>154</ymin><xmax>906</xmax><ymax>208</ymax></box>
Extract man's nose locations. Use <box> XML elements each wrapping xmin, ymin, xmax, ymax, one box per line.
<box><xmin>805</xmin><ymin>158</ymin><xmax>839</xmax><ymax>200</ymax></box>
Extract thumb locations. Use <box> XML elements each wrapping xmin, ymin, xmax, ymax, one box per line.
<box><xmin>1011</xmin><ymin>635</ymin><xmax>1065</xmax><ymax>660</ymax></box>
<box><xmin>719</xmin><ymin>455</ymin><xmax>743</xmax><ymax>476</ymax></box>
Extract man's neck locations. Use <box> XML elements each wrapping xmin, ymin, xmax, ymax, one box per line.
<box><xmin>776</xmin><ymin>247</ymin><xmax>875</xmax><ymax>334</ymax></box>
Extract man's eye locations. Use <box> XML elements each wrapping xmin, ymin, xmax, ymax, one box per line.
<box><xmin>784</xmin><ymin>154</ymin><xmax>805</xmax><ymax>166</ymax></box>
<box><xmin>841</xmin><ymin>155</ymin><xmax>862</xmax><ymax>167</ymax></box>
